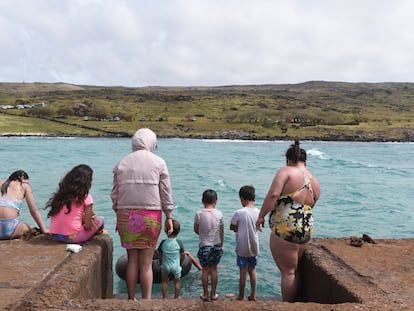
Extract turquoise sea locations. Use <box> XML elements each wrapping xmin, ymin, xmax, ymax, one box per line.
<box><xmin>1</xmin><ymin>137</ymin><xmax>413</xmax><ymax>299</ymax></box>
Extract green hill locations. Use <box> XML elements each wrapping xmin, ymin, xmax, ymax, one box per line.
<box><xmin>0</xmin><ymin>81</ymin><xmax>413</xmax><ymax>141</ymax></box>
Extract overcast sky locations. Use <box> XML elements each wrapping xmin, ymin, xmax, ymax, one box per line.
<box><xmin>1</xmin><ymin>0</ymin><xmax>413</xmax><ymax>87</ymax></box>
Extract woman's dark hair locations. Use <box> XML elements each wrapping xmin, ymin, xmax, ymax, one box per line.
<box><xmin>1</xmin><ymin>170</ymin><xmax>29</xmax><ymax>195</ymax></box>
<box><xmin>202</xmin><ymin>189</ymin><xmax>218</xmax><ymax>204</ymax></box>
<box><xmin>285</xmin><ymin>139</ymin><xmax>307</xmax><ymax>163</ymax></box>
<box><xmin>45</xmin><ymin>164</ymin><xmax>93</xmax><ymax>217</ymax></box>
<box><xmin>239</xmin><ymin>185</ymin><xmax>255</xmax><ymax>201</ymax></box>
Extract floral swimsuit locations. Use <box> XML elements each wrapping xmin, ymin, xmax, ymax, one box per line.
<box><xmin>269</xmin><ymin>170</ymin><xmax>315</xmax><ymax>244</ymax></box>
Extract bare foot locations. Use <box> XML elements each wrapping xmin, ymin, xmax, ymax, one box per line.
<box><xmin>248</xmin><ymin>295</ymin><xmax>257</xmax><ymax>301</ymax></box>
<box><xmin>211</xmin><ymin>294</ymin><xmax>219</xmax><ymax>301</ymax></box>
<box><xmin>236</xmin><ymin>295</ymin><xmax>244</xmax><ymax>300</ymax></box>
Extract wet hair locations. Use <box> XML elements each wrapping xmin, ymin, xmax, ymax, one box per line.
<box><xmin>239</xmin><ymin>185</ymin><xmax>255</xmax><ymax>201</ymax></box>
<box><xmin>171</xmin><ymin>219</ymin><xmax>181</xmax><ymax>236</ymax></box>
<box><xmin>1</xmin><ymin>170</ymin><xmax>29</xmax><ymax>195</ymax></box>
<box><xmin>202</xmin><ymin>189</ymin><xmax>217</xmax><ymax>204</ymax></box>
<box><xmin>285</xmin><ymin>139</ymin><xmax>307</xmax><ymax>163</ymax></box>
<box><xmin>45</xmin><ymin>164</ymin><xmax>93</xmax><ymax>218</ymax></box>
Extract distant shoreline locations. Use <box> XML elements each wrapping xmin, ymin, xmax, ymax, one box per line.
<box><xmin>0</xmin><ymin>132</ymin><xmax>411</xmax><ymax>142</ymax></box>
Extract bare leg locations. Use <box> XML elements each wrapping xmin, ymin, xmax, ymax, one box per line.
<box><xmin>247</xmin><ymin>266</ymin><xmax>257</xmax><ymax>301</ymax></box>
<box><xmin>126</xmin><ymin>249</ymin><xmax>139</xmax><ymax>300</ymax></box>
<box><xmin>138</xmin><ymin>248</ymin><xmax>155</xmax><ymax>299</ymax></box>
<box><xmin>173</xmin><ymin>278</ymin><xmax>181</xmax><ymax>299</ymax></box>
<box><xmin>210</xmin><ymin>265</ymin><xmax>218</xmax><ymax>300</ymax></box>
<box><xmin>270</xmin><ymin>234</ymin><xmax>307</xmax><ymax>302</ymax></box>
<box><xmin>11</xmin><ymin>222</ymin><xmax>31</xmax><ymax>239</ymax></box>
<box><xmin>201</xmin><ymin>267</ymin><xmax>209</xmax><ymax>300</ymax></box>
<box><xmin>161</xmin><ymin>276</ymin><xmax>169</xmax><ymax>299</ymax></box>
<box><xmin>237</xmin><ymin>267</ymin><xmax>247</xmax><ymax>300</ymax></box>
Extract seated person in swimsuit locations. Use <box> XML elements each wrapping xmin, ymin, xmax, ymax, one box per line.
<box><xmin>256</xmin><ymin>140</ymin><xmax>320</xmax><ymax>302</ymax></box>
<box><xmin>0</xmin><ymin>170</ymin><xmax>48</xmax><ymax>239</ymax></box>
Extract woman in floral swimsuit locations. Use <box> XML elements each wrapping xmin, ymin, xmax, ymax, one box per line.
<box><xmin>256</xmin><ymin>140</ymin><xmax>320</xmax><ymax>302</ymax></box>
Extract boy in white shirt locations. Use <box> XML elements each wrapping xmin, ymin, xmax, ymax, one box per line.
<box><xmin>230</xmin><ymin>185</ymin><xmax>260</xmax><ymax>301</ymax></box>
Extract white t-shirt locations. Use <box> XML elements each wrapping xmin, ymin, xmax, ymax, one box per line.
<box><xmin>230</xmin><ymin>207</ymin><xmax>260</xmax><ymax>257</ymax></box>
<box><xmin>194</xmin><ymin>208</ymin><xmax>223</xmax><ymax>247</ymax></box>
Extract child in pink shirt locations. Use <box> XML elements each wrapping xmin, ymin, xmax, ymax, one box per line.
<box><xmin>46</xmin><ymin>164</ymin><xmax>105</xmax><ymax>243</ymax></box>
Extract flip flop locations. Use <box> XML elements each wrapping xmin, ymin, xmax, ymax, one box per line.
<box><xmin>199</xmin><ymin>294</ymin><xmax>208</xmax><ymax>302</ymax></box>
<box><xmin>362</xmin><ymin>234</ymin><xmax>376</xmax><ymax>244</ymax></box>
<box><xmin>350</xmin><ymin>236</ymin><xmax>364</xmax><ymax>247</ymax></box>
<box><xmin>225</xmin><ymin>293</ymin><xmax>235</xmax><ymax>299</ymax></box>
<box><xmin>211</xmin><ymin>294</ymin><xmax>219</xmax><ymax>301</ymax></box>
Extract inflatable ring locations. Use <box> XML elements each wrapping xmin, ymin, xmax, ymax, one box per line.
<box><xmin>115</xmin><ymin>250</ymin><xmax>193</xmax><ymax>283</ymax></box>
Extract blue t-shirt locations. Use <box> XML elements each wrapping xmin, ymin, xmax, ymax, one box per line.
<box><xmin>158</xmin><ymin>238</ymin><xmax>185</xmax><ymax>278</ymax></box>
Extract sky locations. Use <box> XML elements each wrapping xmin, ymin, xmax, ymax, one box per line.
<box><xmin>1</xmin><ymin>0</ymin><xmax>413</xmax><ymax>87</ymax></box>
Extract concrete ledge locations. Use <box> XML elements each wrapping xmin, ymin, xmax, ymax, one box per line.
<box><xmin>0</xmin><ymin>234</ymin><xmax>112</xmax><ymax>311</ymax></box>
<box><xmin>1</xmin><ymin>236</ymin><xmax>413</xmax><ymax>310</ymax></box>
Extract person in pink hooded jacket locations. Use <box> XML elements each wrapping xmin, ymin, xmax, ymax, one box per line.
<box><xmin>111</xmin><ymin>128</ymin><xmax>174</xmax><ymax>300</ymax></box>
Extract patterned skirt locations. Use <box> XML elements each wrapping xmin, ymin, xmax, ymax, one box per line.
<box><xmin>116</xmin><ymin>208</ymin><xmax>162</xmax><ymax>249</ymax></box>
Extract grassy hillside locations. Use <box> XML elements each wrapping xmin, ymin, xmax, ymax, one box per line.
<box><xmin>0</xmin><ymin>81</ymin><xmax>413</xmax><ymax>141</ymax></box>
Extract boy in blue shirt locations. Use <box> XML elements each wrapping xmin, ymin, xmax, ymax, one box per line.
<box><xmin>158</xmin><ymin>219</ymin><xmax>185</xmax><ymax>299</ymax></box>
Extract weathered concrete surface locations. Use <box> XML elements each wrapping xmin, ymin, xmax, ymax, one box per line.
<box><xmin>0</xmin><ymin>234</ymin><xmax>113</xmax><ymax>311</ymax></box>
<box><xmin>0</xmin><ymin>236</ymin><xmax>413</xmax><ymax>310</ymax></box>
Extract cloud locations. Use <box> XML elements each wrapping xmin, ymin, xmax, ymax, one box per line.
<box><xmin>0</xmin><ymin>0</ymin><xmax>413</xmax><ymax>86</ymax></box>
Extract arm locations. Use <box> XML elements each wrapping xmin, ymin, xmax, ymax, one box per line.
<box><xmin>184</xmin><ymin>251</ymin><xmax>202</xmax><ymax>270</ymax></box>
<box><xmin>159</xmin><ymin>164</ymin><xmax>174</xmax><ymax>235</ymax></box>
<box><xmin>219</xmin><ymin>223</ymin><xmax>224</xmax><ymax>247</ymax></box>
<box><xmin>230</xmin><ymin>213</ymin><xmax>238</xmax><ymax>232</ymax></box>
<box><xmin>194</xmin><ymin>223</ymin><xmax>199</xmax><ymax>235</ymax></box>
<box><xmin>312</xmin><ymin>176</ymin><xmax>321</xmax><ymax>206</ymax></box>
<box><xmin>256</xmin><ymin>168</ymin><xmax>288</xmax><ymax>231</ymax></box>
<box><xmin>82</xmin><ymin>204</ymin><xmax>94</xmax><ymax>230</ymax></box>
<box><xmin>110</xmin><ymin>172</ymin><xmax>119</xmax><ymax>211</ymax></box>
<box><xmin>24</xmin><ymin>184</ymin><xmax>48</xmax><ymax>233</ymax></box>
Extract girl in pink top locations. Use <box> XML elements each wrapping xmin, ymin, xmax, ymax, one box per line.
<box><xmin>46</xmin><ymin>164</ymin><xmax>105</xmax><ymax>243</ymax></box>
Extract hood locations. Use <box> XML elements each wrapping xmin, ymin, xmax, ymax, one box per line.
<box><xmin>131</xmin><ymin>128</ymin><xmax>157</xmax><ymax>152</ymax></box>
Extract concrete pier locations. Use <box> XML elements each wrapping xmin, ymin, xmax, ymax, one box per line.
<box><xmin>0</xmin><ymin>235</ymin><xmax>412</xmax><ymax>310</ymax></box>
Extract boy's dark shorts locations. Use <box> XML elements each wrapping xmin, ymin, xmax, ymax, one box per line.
<box><xmin>197</xmin><ymin>245</ymin><xmax>223</xmax><ymax>267</ymax></box>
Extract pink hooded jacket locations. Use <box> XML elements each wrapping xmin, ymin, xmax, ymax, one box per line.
<box><xmin>111</xmin><ymin>128</ymin><xmax>174</xmax><ymax>212</ymax></box>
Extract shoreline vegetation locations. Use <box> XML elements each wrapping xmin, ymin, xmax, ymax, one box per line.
<box><xmin>0</xmin><ymin>81</ymin><xmax>413</xmax><ymax>142</ymax></box>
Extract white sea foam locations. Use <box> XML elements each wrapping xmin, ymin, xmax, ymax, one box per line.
<box><xmin>307</xmin><ymin>148</ymin><xmax>329</xmax><ymax>159</ymax></box>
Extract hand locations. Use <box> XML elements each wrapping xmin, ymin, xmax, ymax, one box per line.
<box><xmin>165</xmin><ymin>218</ymin><xmax>173</xmax><ymax>235</ymax></box>
<box><xmin>255</xmin><ymin>217</ymin><xmax>265</xmax><ymax>232</ymax></box>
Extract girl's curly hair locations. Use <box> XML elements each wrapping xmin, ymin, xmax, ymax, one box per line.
<box><xmin>45</xmin><ymin>164</ymin><xmax>93</xmax><ymax>217</ymax></box>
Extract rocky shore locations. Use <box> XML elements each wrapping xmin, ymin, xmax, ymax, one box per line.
<box><xmin>0</xmin><ymin>131</ymin><xmax>412</xmax><ymax>142</ymax></box>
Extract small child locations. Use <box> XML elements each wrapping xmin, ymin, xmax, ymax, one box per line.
<box><xmin>46</xmin><ymin>164</ymin><xmax>106</xmax><ymax>243</ymax></box>
<box><xmin>194</xmin><ymin>189</ymin><xmax>224</xmax><ymax>302</ymax></box>
<box><xmin>158</xmin><ymin>219</ymin><xmax>185</xmax><ymax>299</ymax></box>
<box><xmin>230</xmin><ymin>185</ymin><xmax>260</xmax><ymax>301</ymax></box>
